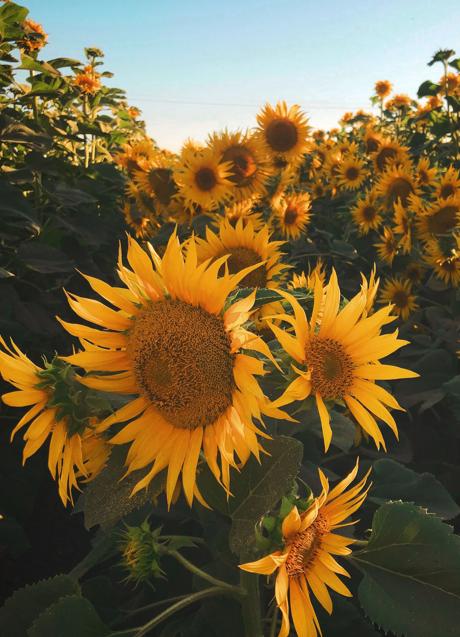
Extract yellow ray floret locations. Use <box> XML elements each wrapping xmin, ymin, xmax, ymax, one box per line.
<box><xmin>256</xmin><ymin>101</ymin><xmax>310</xmax><ymax>162</ymax></box>
<box><xmin>268</xmin><ymin>271</ymin><xmax>418</xmax><ymax>451</ymax></box>
<box><xmin>60</xmin><ymin>233</ymin><xmax>291</xmax><ymax>508</ymax></box>
<box><xmin>240</xmin><ymin>460</ymin><xmax>370</xmax><ymax>637</ymax></box>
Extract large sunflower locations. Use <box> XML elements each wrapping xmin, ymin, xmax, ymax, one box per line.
<box><xmin>274</xmin><ymin>192</ymin><xmax>312</xmax><ymax>240</ymax></box>
<box><xmin>240</xmin><ymin>461</ymin><xmax>370</xmax><ymax>637</ymax></box>
<box><xmin>208</xmin><ymin>130</ymin><xmax>271</xmax><ymax>200</ymax></box>
<box><xmin>256</xmin><ymin>102</ymin><xmax>310</xmax><ymax>163</ymax></box>
<box><xmin>380</xmin><ymin>276</ymin><xmax>418</xmax><ymax>320</ymax></box>
<box><xmin>175</xmin><ymin>147</ymin><xmax>234</xmax><ymax>210</ymax></box>
<box><xmin>269</xmin><ymin>272</ymin><xmax>417</xmax><ymax>450</ymax></box>
<box><xmin>0</xmin><ymin>340</ymin><xmax>108</xmax><ymax>505</ymax></box>
<box><xmin>59</xmin><ymin>234</ymin><xmax>289</xmax><ymax>507</ymax></box>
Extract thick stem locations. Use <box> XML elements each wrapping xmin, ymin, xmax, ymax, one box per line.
<box><xmin>169</xmin><ymin>550</ymin><xmax>243</xmax><ymax>595</ymax></box>
<box><xmin>239</xmin><ymin>570</ymin><xmax>263</xmax><ymax>637</ymax></box>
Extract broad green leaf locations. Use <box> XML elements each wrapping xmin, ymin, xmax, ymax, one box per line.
<box><xmin>306</xmin><ymin>408</ymin><xmax>356</xmax><ymax>452</ymax></box>
<box><xmin>28</xmin><ymin>595</ymin><xmax>110</xmax><ymax>637</ymax></box>
<box><xmin>351</xmin><ymin>502</ymin><xmax>460</xmax><ymax>637</ymax></box>
<box><xmin>370</xmin><ymin>459</ymin><xmax>460</xmax><ymax>519</ymax></box>
<box><xmin>198</xmin><ymin>436</ymin><xmax>303</xmax><ymax>559</ymax></box>
<box><xmin>0</xmin><ymin>575</ymin><xmax>79</xmax><ymax>637</ymax></box>
<box><xmin>17</xmin><ymin>242</ymin><xmax>75</xmax><ymax>273</ymax></box>
<box><xmin>75</xmin><ymin>446</ymin><xmax>166</xmax><ymax>530</ymax></box>
<box><xmin>417</xmin><ymin>80</ymin><xmax>440</xmax><ymax>98</ymax></box>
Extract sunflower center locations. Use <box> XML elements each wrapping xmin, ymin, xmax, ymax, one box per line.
<box><xmin>222</xmin><ymin>247</ymin><xmax>267</xmax><ymax>288</ymax></box>
<box><xmin>266</xmin><ymin>119</ymin><xmax>298</xmax><ymax>153</ymax></box>
<box><xmin>222</xmin><ymin>147</ymin><xmax>257</xmax><ymax>185</ymax></box>
<box><xmin>362</xmin><ymin>205</ymin><xmax>377</xmax><ymax>221</ymax></box>
<box><xmin>366</xmin><ymin>137</ymin><xmax>380</xmax><ymax>152</ymax></box>
<box><xmin>195</xmin><ymin>167</ymin><xmax>218</xmax><ymax>192</ymax></box>
<box><xmin>129</xmin><ymin>299</ymin><xmax>235</xmax><ymax>429</ymax></box>
<box><xmin>427</xmin><ymin>205</ymin><xmax>458</xmax><ymax>234</ymax></box>
<box><xmin>440</xmin><ymin>183</ymin><xmax>455</xmax><ymax>199</ymax></box>
<box><xmin>376</xmin><ymin>147</ymin><xmax>397</xmax><ymax>171</ymax></box>
<box><xmin>285</xmin><ymin>513</ymin><xmax>329</xmax><ymax>577</ymax></box>
<box><xmin>388</xmin><ymin>177</ymin><xmax>413</xmax><ymax>206</ymax></box>
<box><xmin>345</xmin><ymin>166</ymin><xmax>360</xmax><ymax>181</ymax></box>
<box><xmin>284</xmin><ymin>206</ymin><xmax>299</xmax><ymax>225</ymax></box>
<box><xmin>148</xmin><ymin>168</ymin><xmax>177</xmax><ymax>205</ymax></box>
<box><xmin>392</xmin><ymin>289</ymin><xmax>409</xmax><ymax>308</ymax></box>
<box><xmin>305</xmin><ymin>337</ymin><xmax>354</xmax><ymax>400</ymax></box>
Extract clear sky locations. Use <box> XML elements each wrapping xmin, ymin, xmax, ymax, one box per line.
<box><xmin>25</xmin><ymin>0</ymin><xmax>460</xmax><ymax>151</ymax></box>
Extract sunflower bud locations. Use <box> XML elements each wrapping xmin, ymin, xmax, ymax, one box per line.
<box><xmin>119</xmin><ymin>522</ymin><xmax>164</xmax><ymax>585</ymax></box>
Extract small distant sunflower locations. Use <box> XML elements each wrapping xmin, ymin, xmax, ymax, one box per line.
<box><xmin>337</xmin><ymin>155</ymin><xmax>367</xmax><ymax>190</ymax></box>
<box><xmin>404</xmin><ymin>261</ymin><xmax>426</xmax><ymax>285</ymax></box>
<box><xmin>374</xmin><ymin>227</ymin><xmax>398</xmax><ymax>265</ymax></box>
<box><xmin>435</xmin><ymin>167</ymin><xmax>460</xmax><ymax>200</ymax></box>
<box><xmin>21</xmin><ymin>19</ymin><xmax>47</xmax><ymax>51</ymax></box>
<box><xmin>0</xmin><ymin>341</ymin><xmax>108</xmax><ymax>506</ymax></box>
<box><xmin>114</xmin><ymin>139</ymin><xmax>156</xmax><ymax>174</ymax></box>
<box><xmin>208</xmin><ymin>130</ymin><xmax>271</xmax><ymax>200</ymax></box>
<box><xmin>60</xmin><ymin>234</ymin><xmax>289</xmax><ymax>506</ymax></box>
<box><xmin>290</xmin><ymin>260</ymin><xmax>326</xmax><ymax>291</ymax></box>
<box><xmin>270</xmin><ymin>271</ymin><xmax>417</xmax><ymax>450</ymax></box>
<box><xmin>224</xmin><ymin>198</ymin><xmax>264</xmax><ymax>230</ymax></box>
<box><xmin>352</xmin><ymin>191</ymin><xmax>382</xmax><ymax>234</ymax></box>
<box><xmin>196</xmin><ymin>217</ymin><xmax>287</xmax><ymax>290</ymax></box>
<box><xmin>256</xmin><ymin>102</ymin><xmax>310</xmax><ymax>162</ymax></box>
<box><xmin>240</xmin><ymin>461</ymin><xmax>370</xmax><ymax>637</ymax></box>
<box><xmin>423</xmin><ymin>238</ymin><xmax>460</xmax><ymax>286</ymax></box>
<box><xmin>133</xmin><ymin>153</ymin><xmax>178</xmax><ymax>211</ymax></box>
<box><xmin>74</xmin><ymin>66</ymin><xmax>101</xmax><ymax>95</ymax></box>
<box><xmin>176</xmin><ymin>148</ymin><xmax>234</xmax><ymax>210</ymax></box>
<box><xmin>274</xmin><ymin>192</ymin><xmax>312</xmax><ymax>239</ymax></box>
<box><xmin>415</xmin><ymin>195</ymin><xmax>460</xmax><ymax>242</ymax></box>
<box><xmin>375</xmin><ymin>80</ymin><xmax>392</xmax><ymax>98</ymax></box>
<box><xmin>416</xmin><ymin>157</ymin><xmax>437</xmax><ymax>187</ymax></box>
<box><xmin>386</xmin><ymin>94</ymin><xmax>412</xmax><ymax>110</ymax></box>
<box><xmin>380</xmin><ymin>277</ymin><xmax>418</xmax><ymax>321</ymax></box>
<box><xmin>373</xmin><ymin>139</ymin><xmax>409</xmax><ymax>173</ymax></box>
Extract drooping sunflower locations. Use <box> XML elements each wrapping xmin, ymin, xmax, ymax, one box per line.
<box><xmin>269</xmin><ymin>271</ymin><xmax>417</xmax><ymax>450</ymax></box>
<box><xmin>208</xmin><ymin>130</ymin><xmax>271</xmax><ymax>200</ymax></box>
<box><xmin>175</xmin><ymin>147</ymin><xmax>234</xmax><ymax>210</ymax></box>
<box><xmin>435</xmin><ymin>166</ymin><xmax>460</xmax><ymax>200</ymax></box>
<box><xmin>380</xmin><ymin>277</ymin><xmax>418</xmax><ymax>320</ymax></box>
<box><xmin>256</xmin><ymin>102</ymin><xmax>310</xmax><ymax>163</ymax></box>
<box><xmin>416</xmin><ymin>157</ymin><xmax>437</xmax><ymax>188</ymax></box>
<box><xmin>423</xmin><ymin>238</ymin><xmax>460</xmax><ymax>286</ymax></box>
<box><xmin>0</xmin><ymin>340</ymin><xmax>108</xmax><ymax>505</ymax></box>
<box><xmin>374</xmin><ymin>80</ymin><xmax>392</xmax><ymax>98</ymax></box>
<box><xmin>374</xmin><ymin>227</ymin><xmax>399</xmax><ymax>264</ymax></box>
<box><xmin>123</xmin><ymin>200</ymin><xmax>156</xmax><ymax>238</ymax></box>
<box><xmin>351</xmin><ymin>190</ymin><xmax>382</xmax><ymax>234</ymax></box>
<box><xmin>393</xmin><ymin>201</ymin><xmax>413</xmax><ymax>254</ymax></box>
<box><xmin>415</xmin><ymin>195</ymin><xmax>460</xmax><ymax>242</ymax></box>
<box><xmin>59</xmin><ymin>234</ymin><xmax>289</xmax><ymax>507</ymax></box>
<box><xmin>274</xmin><ymin>192</ymin><xmax>312</xmax><ymax>240</ymax></box>
<box><xmin>240</xmin><ymin>461</ymin><xmax>370</xmax><ymax>637</ymax></box>
<box><xmin>337</xmin><ymin>156</ymin><xmax>367</xmax><ymax>190</ymax></box>
<box><xmin>375</xmin><ymin>165</ymin><xmax>420</xmax><ymax>208</ymax></box>
<box><xmin>223</xmin><ymin>198</ymin><xmax>264</xmax><ymax>230</ymax></box>
<box><xmin>373</xmin><ymin>139</ymin><xmax>409</xmax><ymax>173</ymax></box>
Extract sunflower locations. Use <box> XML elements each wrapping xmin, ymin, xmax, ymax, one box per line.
<box><xmin>415</xmin><ymin>195</ymin><xmax>460</xmax><ymax>242</ymax></box>
<box><xmin>20</xmin><ymin>19</ymin><xmax>48</xmax><ymax>51</ymax></box>
<box><xmin>310</xmin><ymin>180</ymin><xmax>326</xmax><ymax>199</ymax></box>
<box><xmin>123</xmin><ymin>201</ymin><xmax>156</xmax><ymax>238</ymax></box>
<box><xmin>380</xmin><ymin>277</ymin><xmax>418</xmax><ymax>320</ymax></box>
<box><xmin>59</xmin><ymin>234</ymin><xmax>290</xmax><ymax>507</ymax></box>
<box><xmin>423</xmin><ymin>238</ymin><xmax>460</xmax><ymax>286</ymax></box>
<box><xmin>337</xmin><ymin>156</ymin><xmax>367</xmax><ymax>190</ymax></box>
<box><xmin>133</xmin><ymin>152</ymin><xmax>178</xmax><ymax>212</ymax></box>
<box><xmin>374</xmin><ymin>80</ymin><xmax>392</xmax><ymax>98</ymax></box>
<box><xmin>0</xmin><ymin>340</ymin><xmax>107</xmax><ymax>506</ymax></box>
<box><xmin>413</xmin><ymin>158</ymin><xmax>436</xmax><ymax>188</ymax></box>
<box><xmin>176</xmin><ymin>147</ymin><xmax>234</xmax><ymax>210</ymax></box>
<box><xmin>223</xmin><ymin>198</ymin><xmax>264</xmax><ymax>230</ymax></box>
<box><xmin>240</xmin><ymin>461</ymin><xmax>370</xmax><ymax>637</ymax></box>
<box><xmin>373</xmin><ymin>139</ymin><xmax>409</xmax><ymax>173</ymax></box>
<box><xmin>323</xmin><ymin>151</ymin><xmax>342</xmax><ymax>181</ymax></box>
<box><xmin>196</xmin><ymin>217</ymin><xmax>287</xmax><ymax>289</ymax></box>
<box><xmin>375</xmin><ymin>165</ymin><xmax>419</xmax><ymax>208</ymax></box>
<box><xmin>74</xmin><ymin>66</ymin><xmax>101</xmax><ymax>95</ymax></box>
<box><xmin>385</xmin><ymin>94</ymin><xmax>412</xmax><ymax>110</ymax></box>
<box><xmin>352</xmin><ymin>190</ymin><xmax>382</xmax><ymax>234</ymax></box>
<box><xmin>269</xmin><ymin>271</ymin><xmax>417</xmax><ymax>450</ymax></box>
<box><xmin>374</xmin><ymin>227</ymin><xmax>399</xmax><ymax>264</ymax></box>
<box><xmin>208</xmin><ymin>130</ymin><xmax>271</xmax><ymax>200</ymax></box>
<box><xmin>289</xmin><ymin>260</ymin><xmax>326</xmax><ymax>292</ymax></box>
<box><xmin>393</xmin><ymin>201</ymin><xmax>413</xmax><ymax>254</ymax></box>
<box><xmin>114</xmin><ymin>139</ymin><xmax>156</xmax><ymax>174</ymax></box>
<box><xmin>404</xmin><ymin>261</ymin><xmax>426</xmax><ymax>285</ymax></box>
<box><xmin>256</xmin><ymin>102</ymin><xmax>310</xmax><ymax>163</ymax></box>
<box><xmin>435</xmin><ymin>167</ymin><xmax>460</xmax><ymax>200</ymax></box>
<box><xmin>363</xmin><ymin>127</ymin><xmax>383</xmax><ymax>153</ymax></box>
<box><xmin>274</xmin><ymin>192</ymin><xmax>312</xmax><ymax>240</ymax></box>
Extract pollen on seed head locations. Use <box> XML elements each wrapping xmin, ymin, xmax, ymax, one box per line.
<box><xmin>285</xmin><ymin>513</ymin><xmax>329</xmax><ymax>578</ymax></box>
<box><xmin>305</xmin><ymin>337</ymin><xmax>354</xmax><ymax>400</ymax></box>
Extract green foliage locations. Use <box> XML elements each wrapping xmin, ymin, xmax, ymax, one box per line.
<box><xmin>0</xmin><ymin>574</ymin><xmax>80</xmax><ymax>637</ymax></box>
<box><xmin>28</xmin><ymin>595</ymin><xmax>110</xmax><ymax>637</ymax></box>
<box><xmin>352</xmin><ymin>502</ymin><xmax>460</xmax><ymax>637</ymax></box>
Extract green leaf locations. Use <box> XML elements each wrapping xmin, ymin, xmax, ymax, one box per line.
<box><xmin>28</xmin><ymin>595</ymin><xmax>110</xmax><ymax>637</ymax></box>
<box><xmin>370</xmin><ymin>459</ymin><xmax>460</xmax><ymax>519</ymax></box>
<box><xmin>351</xmin><ymin>502</ymin><xmax>460</xmax><ymax>637</ymax></box>
<box><xmin>417</xmin><ymin>80</ymin><xmax>440</xmax><ymax>98</ymax></box>
<box><xmin>75</xmin><ymin>446</ymin><xmax>166</xmax><ymax>530</ymax></box>
<box><xmin>17</xmin><ymin>242</ymin><xmax>75</xmax><ymax>273</ymax></box>
<box><xmin>198</xmin><ymin>436</ymin><xmax>303</xmax><ymax>559</ymax></box>
<box><xmin>306</xmin><ymin>408</ymin><xmax>356</xmax><ymax>452</ymax></box>
<box><xmin>0</xmin><ymin>575</ymin><xmax>79</xmax><ymax>637</ymax></box>
<box><xmin>46</xmin><ymin>57</ymin><xmax>82</xmax><ymax>69</ymax></box>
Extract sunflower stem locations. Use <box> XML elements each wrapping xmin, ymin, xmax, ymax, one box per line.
<box><xmin>240</xmin><ymin>570</ymin><xmax>263</xmax><ymax>637</ymax></box>
<box><xmin>269</xmin><ymin>604</ymin><xmax>279</xmax><ymax>637</ymax></box>
<box><xmin>169</xmin><ymin>550</ymin><xmax>243</xmax><ymax>594</ymax></box>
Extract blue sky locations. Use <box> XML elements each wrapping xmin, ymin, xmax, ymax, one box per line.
<box><xmin>25</xmin><ymin>0</ymin><xmax>460</xmax><ymax>150</ymax></box>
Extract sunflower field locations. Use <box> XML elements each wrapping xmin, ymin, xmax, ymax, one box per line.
<box><xmin>1</xmin><ymin>3</ymin><xmax>459</xmax><ymax>637</ymax></box>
